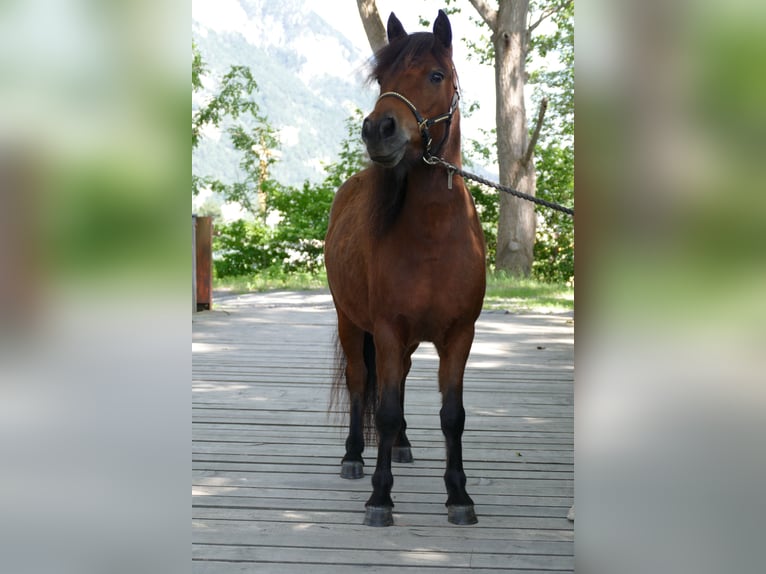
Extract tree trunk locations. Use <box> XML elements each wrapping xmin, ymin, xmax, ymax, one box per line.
<box><xmin>493</xmin><ymin>0</ymin><xmax>536</xmax><ymax>276</ymax></box>
<box><xmin>356</xmin><ymin>0</ymin><xmax>387</xmax><ymax>53</ymax></box>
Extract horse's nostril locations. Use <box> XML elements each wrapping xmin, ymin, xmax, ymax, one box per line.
<box><xmin>380</xmin><ymin>116</ymin><xmax>396</xmax><ymax>139</ymax></box>
<box><xmin>361</xmin><ymin>118</ymin><xmax>372</xmax><ymax>140</ymax></box>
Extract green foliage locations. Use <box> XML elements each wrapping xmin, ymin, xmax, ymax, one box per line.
<box><xmin>262</xmin><ymin>111</ymin><xmax>366</xmax><ymax>274</ymax></box>
<box><xmin>528</xmin><ymin>1</ymin><xmax>574</xmax><ymax>140</ymax></box>
<box><xmin>192</xmin><ymin>44</ymin><xmax>259</xmax><ymax>151</ymax></box>
<box><xmin>212</xmin><ymin>219</ymin><xmax>282</xmax><ymax>278</ymax></box>
<box><xmin>267</xmin><ymin>180</ymin><xmax>335</xmax><ymax>273</ymax></box>
<box><xmin>211</xmin><ymin>111</ymin><xmax>368</xmax><ymax>278</ymax></box>
<box><xmin>192</xmin><ymin>43</ymin><xmax>277</xmax><ymax>211</ymax></box>
<box><xmin>528</xmin><ymin>1</ymin><xmax>574</xmax><ymax>284</ymax></box>
<box><xmin>320</xmin><ymin>109</ymin><xmax>368</xmax><ymax>189</ymax></box>
<box><xmin>533</xmin><ymin>143</ymin><xmax>574</xmax><ymax>284</ymax></box>
<box><xmin>468</xmin><ymin>182</ymin><xmax>498</xmax><ymax>267</ymax></box>
<box><xmin>224</xmin><ymin>122</ymin><xmax>280</xmax><ymax>214</ymax></box>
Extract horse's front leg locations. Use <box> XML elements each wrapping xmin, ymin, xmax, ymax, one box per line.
<box><xmin>437</xmin><ymin>325</ymin><xmax>478</xmax><ymax>525</ymax></box>
<box><xmin>364</xmin><ymin>325</ymin><xmax>404</xmax><ymax>527</ymax></box>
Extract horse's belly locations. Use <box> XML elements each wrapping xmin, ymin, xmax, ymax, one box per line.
<box><xmin>371</xmin><ymin>265</ymin><xmax>485</xmax><ymax>344</ymax></box>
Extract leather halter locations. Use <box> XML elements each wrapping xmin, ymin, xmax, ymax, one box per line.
<box><xmin>376</xmin><ymin>85</ymin><xmax>460</xmax><ymax>160</ymax></box>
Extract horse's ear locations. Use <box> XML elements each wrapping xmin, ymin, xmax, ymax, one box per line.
<box><xmin>387</xmin><ymin>12</ymin><xmax>407</xmax><ymax>42</ymax></box>
<box><xmin>433</xmin><ymin>10</ymin><xmax>452</xmax><ymax>48</ymax></box>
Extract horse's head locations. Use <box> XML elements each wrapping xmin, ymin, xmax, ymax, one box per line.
<box><xmin>363</xmin><ymin>10</ymin><xmax>459</xmax><ymax>169</ymax></box>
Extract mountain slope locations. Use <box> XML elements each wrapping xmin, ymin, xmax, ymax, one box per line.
<box><xmin>192</xmin><ymin>0</ymin><xmax>375</xmax><ymax>188</ymax></box>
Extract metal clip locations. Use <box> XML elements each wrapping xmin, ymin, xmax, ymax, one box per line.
<box><xmin>447</xmin><ymin>167</ymin><xmax>455</xmax><ymax>190</ymax></box>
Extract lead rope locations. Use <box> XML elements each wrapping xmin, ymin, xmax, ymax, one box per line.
<box><xmin>423</xmin><ymin>155</ymin><xmax>575</xmax><ymax>217</ymax></box>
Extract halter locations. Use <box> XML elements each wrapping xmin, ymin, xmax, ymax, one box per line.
<box><xmin>376</xmin><ymin>82</ymin><xmax>460</xmax><ymax>160</ymax></box>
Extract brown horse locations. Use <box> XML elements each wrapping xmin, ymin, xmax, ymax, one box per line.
<box><xmin>325</xmin><ymin>10</ymin><xmax>485</xmax><ymax>527</ymax></box>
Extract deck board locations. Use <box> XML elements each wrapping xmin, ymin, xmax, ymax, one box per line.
<box><xmin>193</xmin><ymin>290</ymin><xmax>573</xmax><ymax>572</ymax></box>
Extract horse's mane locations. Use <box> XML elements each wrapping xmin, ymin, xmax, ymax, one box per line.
<box><xmin>367</xmin><ymin>32</ymin><xmax>453</xmax><ymax>236</ymax></box>
<box><xmin>369</xmin><ymin>164</ymin><xmax>408</xmax><ymax>237</ymax></box>
<box><xmin>368</xmin><ymin>32</ymin><xmax>451</xmax><ymax>84</ymax></box>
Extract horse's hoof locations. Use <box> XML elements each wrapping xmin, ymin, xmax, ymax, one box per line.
<box><xmin>363</xmin><ymin>505</ymin><xmax>394</xmax><ymax>527</ymax></box>
<box><xmin>448</xmin><ymin>505</ymin><xmax>478</xmax><ymax>525</ymax></box>
<box><xmin>392</xmin><ymin>446</ymin><xmax>413</xmax><ymax>463</ymax></box>
<box><xmin>340</xmin><ymin>460</ymin><xmax>364</xmax><ymax>479</ymax></box>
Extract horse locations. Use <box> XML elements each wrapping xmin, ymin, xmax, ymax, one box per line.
<box><xmin>324</xmin><ymin>10</ymin><xmax>486</xmax><ymax>527</ymax></box>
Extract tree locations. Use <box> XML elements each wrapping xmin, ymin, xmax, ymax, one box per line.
<box><xmin>355</xmin><ymin>0</ymin><xmax>572</xmax><ymax>276</ymax></box>
<box><xmin>528</xmin><ymin>0</ymin><xmax>574</xmax><ymax>283</ymax></box>
<box><xmin>211</xmin><ymin>112</ymin><xmax>367</xmax><ymax>278</ymax></box>
<box><xmin>465</xmin><ymin>0</ymin><xmax>573</xmax><ymax>276</ymax></box>
<box><xmin>356</xmin><ymin>0</ymin><xmax>387</xmax><ymax>52</ymax></box>
<box><xmin>192</xmin><ymin>42</ymin><xmax>278</xmax><ymax>216</ymax></box>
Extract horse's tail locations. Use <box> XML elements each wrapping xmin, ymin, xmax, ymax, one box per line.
<box><xmin>330</xmin><ymin>331</ymin><xmax>378</xmax><ymax>442</ymax></box>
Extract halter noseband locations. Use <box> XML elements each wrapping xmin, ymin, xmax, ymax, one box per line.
<box><xmin>376</xmin><ymin>85</ymin><xmax>460</xmax><ymax>160</ymax></box>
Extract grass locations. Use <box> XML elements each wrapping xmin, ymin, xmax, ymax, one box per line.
<box><xmin>484</xmin><ymin>274</ymin><xmax>574</xmax><ymax>313</ymax></box>
<box><xmin>214</xmin><ymin>270</ymin><xmax>573</xmax><ymax>314</ymax></box>
<box><xmin>213</xmin><ymin>269</ymin><xmax>329</xmax><ymax>294</ymax></box>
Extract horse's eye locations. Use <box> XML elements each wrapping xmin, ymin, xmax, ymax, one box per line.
<box><xmin>430</xmin><ymin>71</ymin><xmax>445</xmax><ymax>84</ymax></box>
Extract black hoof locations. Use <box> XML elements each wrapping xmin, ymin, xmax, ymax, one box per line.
<box><xmin>392</xmin><ymin>446</ymin><xmax>414</xmax><ymax>463</ymax></box>
<box><xmin>363</xmin><ymin>505</ymin><xmax>394</xmax><ymax>527</ymax></box>
<box><xmin>448</xmin><ymin>505</ymin><xmax>478</xmax><ymax>525</ymax></box>
<box><xmin>340</xmin><ymin>460</ymin><xmax>364</xmax><ymax>479</ymax></box>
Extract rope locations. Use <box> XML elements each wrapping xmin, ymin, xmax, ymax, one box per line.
<box><xmin>424</xmin><ymin>155</ymin><xmax>574</xmax><ymax>217</ymax></box>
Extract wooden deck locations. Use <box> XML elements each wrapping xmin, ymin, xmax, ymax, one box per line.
<box><xmin>193</xmin><ymin>290</ymin><xmax>574</xmax><ymax>573</ymax></box>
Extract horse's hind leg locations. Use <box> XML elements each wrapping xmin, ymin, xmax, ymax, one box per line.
<box><xmin>437</xmin><ymin>325</ymin><xmax>478</xmax><ymax>525</ymax></box>
<box><xmin>392</xmin><ymin>345</ymin><xmax>417</xmax><ymax>463</ymax></box>
<box><xmin>337</xmin><ymin>312</ymin><xmax>368</xmax><ymax>480</ymax></box>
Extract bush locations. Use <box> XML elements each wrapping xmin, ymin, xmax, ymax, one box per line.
<box><xmin>533</xmin><ymin>213</ymin><xmax>574</xmax><ymax>284</ymax></box>
<box><xmin>213</xmin><ymin>219</ymin><xmax>284</xmax><ymax>277</ymax></box>
<box><xmin>468</xmin><ymin>181</ymin><xmax>499</xmax><ymax>267</ymax></box>
<box><xmin>266</xmin><ymin>180</ymin><xmax>335</xmax><ymax>273</ymax></box>
<box><xmin>532</xmin><ymin>142</ymin><xmax>574</xmax><ymax>284</ymax></box>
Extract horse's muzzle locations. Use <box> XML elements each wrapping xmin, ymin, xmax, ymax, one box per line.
<box><xmin>362</xmin><ymin>113</ymin><xmax>408</xmax><ymax>168</ymax></box>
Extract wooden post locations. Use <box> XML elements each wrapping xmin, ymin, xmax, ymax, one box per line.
<box><xmin>192</xmin><ymin>215</ymin><xmax>197</xmax><ymax>312</ymax></box>
<box><xmin>195</xmin><ymin>216</ymin><xmax>213</xmax><ymax>311</ymax></box>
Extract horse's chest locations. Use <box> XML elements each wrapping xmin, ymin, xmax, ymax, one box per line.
<box><xmin>375</xmin><ymin>230</ymin><xmax>482</xmax><ymax>323</ymax></box>
<box><xmin>420</xmin><ymin>203</ymin><xmax>453</xmax><ymax>241</ymax></box>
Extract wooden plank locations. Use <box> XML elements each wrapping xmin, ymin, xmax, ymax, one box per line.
<box><xmin>193</xmin><ymin>561</ymin><xmax>566</xmax><ymax>574</ymax></box>
<box><xmin>192</xmin><ymin>486</ymin><xmax>573</xmax><ymax>508</ymax></box>
<box><xmin>192</xmin><ymin>435</ymin><xmax>574</xmax><ymax>450</ymax></box>
<box><xmin>193</xmin><ymin>518</ymin><xmax>574</xmax><ymax>543</ymax></box>
<box><xmin>192</xmin><ymin>507</ymin><xmax>573</xmax><ymax>531</ymax></box>
<box><xmin>192</xmin><ymin>444</ymin><xmax>573</xmax><ymax>466</ymax></box>
<box><xmin>192</xmin><ymin>494</ymin><xmax>569</xmax><ymax>518</ymax></box>
<box><xmin>193</xmin><ymin>522</ymin><xmax>573</xmax><ymax>554</ymax></box>
<box><xmin>191</xmin><ymin>471</ymin><xmax>573</xmax><ymax>497</ymax></box>
<box><xmin>191</xmin><ymin>544</ymin><xmax>573</xmax><ymax>570</ymax></box>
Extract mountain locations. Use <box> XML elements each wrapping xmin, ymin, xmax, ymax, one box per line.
<box><xmin>192</xmin><ymin>0</ymin><xmax>376</xmax><ymax>189</ymax></box>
